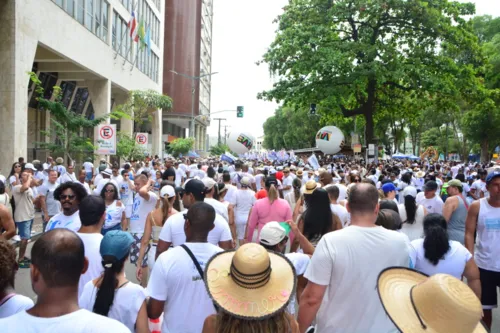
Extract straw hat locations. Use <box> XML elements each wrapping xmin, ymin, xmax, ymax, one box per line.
<box><xmin>205</xmin><ymin>243</ymin><xmax>296</xmax><ymax>319</ymax></box>
<box><xmin>377</xmin><ymin>268</ymin><xmax>486</xmax><ymax>333</ymax></box>
<box><xmin>416</xmin><ymin>171</ymin><xmax>425</xmax><ymax>178</ymax></box>
<box><xmin>303</xmin><ymin>180</ymin><xmax>318</xmax><ymax>194</ymax></box>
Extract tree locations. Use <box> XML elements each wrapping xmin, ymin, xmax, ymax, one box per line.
<box><xmin>113</xmin><ymin>89</ymin><xmax>173</xmax><ymax>126</ymax></box>
<box><xmin>116</xmin><ymin>132</ymin><xmax>146</xmax><ymax>162</ymax></box>
<box><xmin>209</xmin><ymin>143</ymin><xmax>236</xmax><ymax>156</ymax></box>
<box><xmin>168</xmin><ymin>138</ymin><xmax>195</xmax><ymax>157</ymax></box>
<box><xmin>258</xmin><ymin>0</ymin><xmax>480</xmax><ymax>145</ymax></box>
<box><xmin>29</xmin><ymin>72</ymin><xmax>113</xmax><ymax>163</ymax></box>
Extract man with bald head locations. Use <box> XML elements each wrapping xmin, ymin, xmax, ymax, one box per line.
<box><xmin>0</xmin><ymin>229</ymin><xmax>129</xmax><ymax>332</ymax></box>
<box><xmin>298</xmin><ymin>183</ymin><xmax>410</xmax><ymax>333</ymax></box>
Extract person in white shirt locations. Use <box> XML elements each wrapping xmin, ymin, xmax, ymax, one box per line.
<box><xmin>470</xmin><ymin>169</ymin><xmax>488</xmax><ymax>200</ymax></box>
<box><xmin>155</xmin><ymin>180</ymin><xmax>233</xmax><ymax>260</ymax></box>
<box><xmin>416</xmin><ymin>180</ymin><xmax>444</xmax><ymax>215</ymax></box>
<box><xmin>298</xmin><ymin>183</ymin><xmax>410</xmax><ymax>333</ymax></box>
<box><xmin>45</xmin><ymin>182</ymin><xmax>88</xmax><ymax>233</ymax></box>
<box><xmin>54</xmin><ymin>157</ymin><xmax>66</xmax><ymax>176</ymax></box>
<box><xmin>42</xmin><ymin>156</ymin><xmax>53</xmax><ymax>173</ymax></box>
<box><xmin>231</xmin><ymin>177</ymin><xmax>256</xmax><ymax>244</ymax></box>
<box><xmin>281</xmin><ymin>168</ymin><xmax>294</xmax><ymax>198</ymax></box>
<box><xmin>92</xmin><ymin>169</ymin><xmax>119</xmax><ymax>196</ymax></box>
<box><xmin>203</xmin><ymin>178</ymin><xmax>229</xmax><ymax>222</ymax></box>
<box><xmin>147</xmin><ymin>202</ymin><xmax>224</xmax><ymax>333</ymax></box>
<box><xmin>76</xmin><ymin>196</ymin><xmax>105</xmax><ymax>297</ymax></box>
<box><xmin>79</xmin><ymin>230</ymin><xmax>149</xmax><ymax>333</ymax></box>
<box><xmin>0</xmin><ymin>239</ymin><xmax>34</xmax><ymax>318</ymax></box>
<box><xmin>110</xmin><ymin>165</ymin><xmax>123</xmax><ymax>185</ymax></box>
<box><xmin>82</xmin><ymin>158</ymin><xmax>94</xmax><ymax>183</ymax></box>
<box><xmin>76</xmin><ymin>169</ymin><xmax>91</xmax><ymax>195</ymax></box>
<box><xmin>174</xmin><ymin>161</ymin><xmax>186</xmax><ymax>187</ymax></box>
<box><xmin>222</xmin><ymin>172</ymin><xmax>237</xmax><ymax>203</ymax></box>
<box><xmin>59</xmin><ymin>164</ymin><xmax>77</xmax><ymax>183</ymax></box>
<box><xmin>325</xmin><ymin>184</ymin><xmax>349</xmax><ymax>227</ymax></box>
<box><xmin>99</xmin><ymin>183</ymin><xmax>126</xmax><ymax>235</ymax></box>
<box><xmin>118</xmin><ymin>170</ymin><xmax>134</xmax><ymax>227</ymax></box>
<box><xmin>0</xmin><ymin>229</ymin><xmax>129</xmax><ymax>333</ymax></box>
<box><xmin>39</xmin><ymin>170</ymin><xmax>61</xmax><ymax>231</ymax></box>
<box><xmin>381</xmin><ymin>182</ymin><xmax>399</xmax><ymax>205</ymax></box>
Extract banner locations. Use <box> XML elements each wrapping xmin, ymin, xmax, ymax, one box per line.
<box><xmin>95</xmin><ymin>124</ymin><xmax>116</xmax><ymax>155</ymax></box>
<box><xmin>308</xmin><ymin>154</ymin><xmax>320</xmax><ymax>170</ymax></box>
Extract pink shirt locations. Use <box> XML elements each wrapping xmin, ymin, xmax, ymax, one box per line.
<box><xmin>246</xmin><ymin>198</ymin><xmax>292</xmax><ymax>242</ymax></box>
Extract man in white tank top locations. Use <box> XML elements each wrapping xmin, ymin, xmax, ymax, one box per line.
<box><xmin>465</xmin><ymin>170</ymin><xmax>500</xmax><ymax>330</ymax></box>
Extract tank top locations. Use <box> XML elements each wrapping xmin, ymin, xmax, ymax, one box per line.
<box><xmin>447</xmin><ymin>196</ymin><xmax>468</xmax><ymax>245</ymax></box>
<box><xmin>150</xmin><ymin>214</ymin><xmax>162</xmax><ymax>243</ymax></box>
<box><xmin>476</xmin><ymin>198</ymin><xmax>500</xmax><ymax>271</ymax></box>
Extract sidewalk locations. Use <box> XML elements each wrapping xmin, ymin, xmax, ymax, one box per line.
<box><xmin>11</xmin><ymin>211</ymin><xmax>44</xmax><ymax>247</ymax></box>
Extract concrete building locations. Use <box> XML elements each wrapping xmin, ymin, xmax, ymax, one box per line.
<box><xmin>255</xmin><ymin>135</ymin><xmax>265</xmax><ymax>152</ymax></box>
<box><xmin>0</xmin><ymin>0</ymin><xmax>164</xmax><ymax>173</ymax></box>
<box><xmin>162</xmin><ymin>0</ymin><xmax>214</xmax><ymax>151</ymax></box>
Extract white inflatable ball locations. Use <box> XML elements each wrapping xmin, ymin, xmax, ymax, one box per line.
<box><xmin>227</xmin><ymin>131</ymin><xmax>255</xmax><ymax>154</ymax></box>
<box><xmin>315</xmin><ymin>126</ymin><xmax>345</xmax><ymax>155</ymax></box>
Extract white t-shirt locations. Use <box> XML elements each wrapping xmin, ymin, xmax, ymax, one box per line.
<box><xmin>38</xmin><ymin>181</ymin><xmax>61</xmax><ymax>216</ymax></box>
<box><xmin>451</xmin><ymin>165</ymin><xmax>459</xmax><ymax>178</ymax></box>
<box><xmin>330</xmin><ymin>204</ymin><xmax>349</xmax><ymax>227</ymax></box>
<box><xmin>76</xmin><ymin>181</ymin><xmax>91</xmax><ymax>195</ymax></box>
<box><xmin>104</xmin><ymin>201</ymin><xmax>125</xmax><ymax>229</ymax></box>
<box><xmin>92</xmin><ymin>179</ymin><xmax>119</xmax><ymax>196</ymax></box>
<box><xmin>0</xmin><ymin>295</ymin><xmax>34</xmax><ymax>319</ymax></box>
<box><xmin>83</xmin><ymin>162</ymin><xmax>94</xmax><ymax>173</ymax></box>
<box><xmin>118</xmin><ymin>180</ymin><xmax>133</xmax><ymax>206</ymax></box>
<box><xmin>204</xmin><ymin>197</ymin><xmax>229</xmax><ymax>222</ymax></box>
<box><xmin>254</xmin><ymin>174</ymin><xmax>264</xmax><ymax>191</ymax></box>
<box><xmin>282</xmin><ymin>175</ymin><xmax>294</xmax><ymax>197</ymax></box>
<box><xmin>76</xmin><ymin>233</ymin><xmax>104</xmax><ymax>297</ymax></box>
<box><xmin>286</xmin><ymin>252</ymin><xmax>310</xmax><ymax>315</ymax></box>
<box><xmin>304</xmin><ymin>226</ymin><xmax>410</xmax><ymax>333</ymax></box>
<box><xmin>111</xmin><ymin>175</ymin><xmax>124</xmax><ymax>185</ymax></box>
<box><xmin>129</xmin><ymin>192</ymin><xmax>158</xmax><ymax>234</ymax></box>
<box><xmin>159</xmin><ymin>210</ymin><xmax>232</xmax><ymax>246</ymax></box>
<box><xmin>59</xmin><ymin>172</ymin><xmax>77</xmax><ymax>183</ymax></box>
<box><xmin>147</xmin><ymin>242</ymin><xmax>223</xmax><ymax>333</ymax></box>
<box><xmin>93</xmin><ymin>174</ymin><xmax>103</xmax><ymax>187</ymax></box>
<box><xmin>79</xmin><ymin>281</ymin><xmax>146</xmax><ymax>332</ymax></box>
<box><xmin>232</xmin><ymin>189</ymin><xmax>256</xmax><ymax>224</ymax></box>
<box><xmin>475</xmin><ymin>198</ymin><xmax>500</xmax><ymax>271</ymax></box>
<box><xmin>45</xmin><ymin>211</ymin><xmax>81</xmax><ymax>232</ymax></box>
<box><xmin>409</xmin><ymin>238</ymin><xmax>472</xmax><ymax>279</ymax></box>
<box><xmin>0</xmin><ymin>309</ymin><xmax>129</xmax><ymax>332</ymax></box>
<box><xmin>224</xmin><ymin>183</ymin><xmax>237</xmax><ymax>203</ymax></box>
<box><xmin>11</xmin><ymin>186</ymin><xmax>35</xmax><ymax>222</ymax></box>
<box><xmin>416</xmin><ymin>192</ymin><xmax>444</xmax><ymax>215</ymax></box>
<box><xmin>0</xmin><ymin>174</ymin><xmax>7</xmax><ymax>184</ymax></box>
<box><xmin>175</xmin><ymin>168</ymin><xmax>186</xmax><ymax>187</ymax></box>
<box><xmin>334</xmin><ymin>184</ymin><xmax>348</xmax><ymax>201</ymax></box>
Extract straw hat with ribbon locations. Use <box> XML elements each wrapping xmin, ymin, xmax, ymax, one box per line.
<box><xmin>377</xmin><ymin>267</ymin><xmax>486</xmax><ymax>333</ymax></box>
<box><xmin>205</xmin><ymin>243</ymin><xmax>296</xmax><ymax>320</ymax></box>
<box><xmin>303</xmin><ymin>180</ymin><xmax>319</xmax><ymax>195</ymax></box>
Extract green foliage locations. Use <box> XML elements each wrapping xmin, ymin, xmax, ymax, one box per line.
<box><xmin>169</xmin><ymin>138</ymin><xmax>195</xmax><ymax>157</ymax></box>
<box><xmin>263</xmin><ymin>106</ymin><xmax>320</xmax><ymax>150</ymax></box>
<box><xmin>116</xmin><ymin>132</ymin><xmax>145</xmax><ymax>162</ymax></box>
<box><xmin>258</xmin><ymin>0</ymin><xmax>480</xmax><ymax>143</ymax></box>
<box><xmin>113</xmin><ymin>90</ymin><xmax>173</xmax><ymax>125</ymax></box>
<box><xmin>209</xmin><ymin>143</ymin><xmax>235</xmax><ymax>157</ymax></box>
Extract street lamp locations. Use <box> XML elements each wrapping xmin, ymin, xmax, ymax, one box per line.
<box><xmin>170</xmin><ymin>70</ymin><xmax>218</xmax><ymax>142</ymax></box>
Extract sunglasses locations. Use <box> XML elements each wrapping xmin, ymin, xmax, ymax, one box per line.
<box><xmin>353</xmin><ymin>179</ymin><xmax>361</xmax><ymax>182</ymax></box>
<box><xmin>105</xmin><ymin>189</ymin><xmax>115</xmax><ymax>193</ymax></box>
<box><xmin>15</xmin><ymin>165</ymin><xmax>21</xmax><ymax>168</ymax></box>
<box><xmin>60</xmin><ymin>194</ymin><xmax>76</xmax><ymax>200</ymax></box>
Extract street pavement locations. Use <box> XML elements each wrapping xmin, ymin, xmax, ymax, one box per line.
<box><xmin>12</xmin><ymin>221</ymin><xmax>500</xmax><ymax>332</ymax></box>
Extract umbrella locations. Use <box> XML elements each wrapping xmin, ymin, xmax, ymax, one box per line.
<box><xmin>392</xmin><ymin>152</ymin><xmax>408</xmax><ymax>159</ymax></box>
<box><xmin>407</xmin><ymin>155</ymin><xmax>420</xmax><ymax>160</ymax></box>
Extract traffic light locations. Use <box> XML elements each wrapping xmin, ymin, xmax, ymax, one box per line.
<box><xmin>310</xmin><ymin>103</ymin><xmax>317</xmax><ymax>115</ymax></box>
<box><xmin>237</xmin><ymin>106</ymin><xmax>244</xmax><ymax>118</ymax></box>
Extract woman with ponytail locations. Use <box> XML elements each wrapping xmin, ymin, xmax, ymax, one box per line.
<box><xmin>79</xmin><ymin>230</ymin><xmax>149</xmax><ymax>333</ymax></box>
<box><xmin>398</xmin><ymin>186</ymin><xmax>427</xmax><ymax>240</ymax></box>
<box><xmin>245</xmin><ymin>177</ymin><xmax>292</xmax><ymax>242</ymax></box>
<box><xmin>409</xmin><ymin>214</ymin><xmax>480</xmax><ymax>298</ymax></box>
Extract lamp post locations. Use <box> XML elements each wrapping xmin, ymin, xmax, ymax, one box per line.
<box><xmin>169</xmin><ymin>70</ymin><xmax>218</xmax><ymax>143</ymax></box>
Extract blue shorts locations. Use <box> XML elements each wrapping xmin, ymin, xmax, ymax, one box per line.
<box><xmin>101</xmin><ymin>223</ymin><xmax>122</xmax><ymax>235</ymax></box>
<box><xmin>16</xmin><ymin>219</ymin><xmax>33</xmax><ymax>240</ymax></box>
<box><xmin>85</xmin><ymin>172</ymin><xmax>93</xmax><ymax>182</ymax></box>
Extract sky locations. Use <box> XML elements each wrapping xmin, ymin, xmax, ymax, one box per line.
<box><xmin>208</xmin><ymin>0</ymin><xmax>500</xmax><ymax>139</ymax></box>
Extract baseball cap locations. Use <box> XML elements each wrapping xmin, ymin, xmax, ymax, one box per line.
<box><xmin>402</xmin><ymin>186</ymin><xmax>417</xmax><ymax>198</ymax></box>
<box><xmin>100</xmin><ymin>230</ymin><xmax>134</xmax><ymax>261</ymax></box>
<box><xmin>24</xmin><ymin>163</ymin><xmax>37</xmax><ymax>171</ymax></box>
<box><xmin>381</xmin><ymin>183</ymin><xmax>396</xmax><ymax>194</ymax></box>
<box><xmin>447</xmin><ymin>179</ymin><xmax>463</xmax><ymax>190</ymax></box>
<box><xmin>423</xmin><ymin>180</ymin><xmax>438</xmax><ymax>191</ymax></box>
<box><xmin>160</xmin><ymin>185</ymin><xmax>176</xmax><ymax>198</ymax></box>
<box><xmin>202</xmin><ymin>178</ymin><xmax>217</xmax><ymax>190</ymax></box>
<box><xmin>265</xmin><ymin>177</ymin><xmax>278</xmax><ymax>188</ymax></box>
<box><xmin>240</xmin><ymin>177</ymin><xmax>250</xmax><ymax>187</ymax></box>
<box><xmin>486</xmin><ymin>170</ymin><xmax>500</xmax><ymax>184</ymax></box>
<box><xmin>259</xmin><ymin>222</ymin><xmax>290</xmax><ymax>246</ymax></box>
<box><xmin>184</xmin><ymin>179</ymin><xmax>206</xmax><ymax>196</ymax></box>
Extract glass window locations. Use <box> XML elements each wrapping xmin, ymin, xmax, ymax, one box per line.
<box><xmin>60</xmin><ymin>81</ymin><xmax>77</xmax><ymax>108</ymax></box>
<box><xmin>71</xmin><ymin>88</ymin><xmax>89</xmax><ymax>114</ymax></box>
<box><xmin>112</xmin><ymin>11</ymin><xmax>117</xmax><ymax>48</ymax></box>
<box><xmin>85</xmin><ymin>0</ymin><xmax>93</xmax><ymax>31</ymax></box>
<box><xmin>77</xmin><ymin>0</ymin><xmax>85</xmax><ymax>24</ymax></box>
<box><xmin>65</xmin><ymin>0</ymin><xmax>75</xmax><ymax>16</ymax></box>
<box><xmin>55</xmin><ymin>0</ymin><xmax>63</xmax><ymax>8</ymax></box>
<box><xmin>94</xmin><ymin>0</ymin><xmax>101</xmax><ymax>36</ymax></box>
<box><xmin>102</xmin><ymin>1</ymin><xmax>109</xmax><ymax>42</ymax></box>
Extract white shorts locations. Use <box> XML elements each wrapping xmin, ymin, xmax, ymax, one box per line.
<box><xmin>148</xmin><ymin>244</ymin><xmax>157</xmax><ymax>271</ymax></box>
<box><xmin>125</xmin><ymin>205</ymin><xmax>132</xmax><ymax>218</ymax></box>
<box><xmin>236</xmin><ymin>223</ymin><xmax>246</xmax><ymax>240</ymax></box>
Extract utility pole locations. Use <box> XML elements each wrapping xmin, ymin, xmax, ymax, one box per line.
<box><xmin>214</xmin><ymin>118</ymin><xmax>226</xmax><ymax>145</ymax></box>
<box><xmin>223</xmin><ymin>125</ymin><xmax>231</xmax><ymax>144</ymax></box>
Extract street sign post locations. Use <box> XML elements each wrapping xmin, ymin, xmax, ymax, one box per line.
<box><xmin>95</xmin><ymin>124</ymin><xmax>116</xmax><ymax>155</ymax></box>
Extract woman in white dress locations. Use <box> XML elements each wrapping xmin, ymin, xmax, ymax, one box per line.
<box><xmin>398</xmin><ymin>186</ymin><xmax>427</xmax><ymax>241</ymax></box>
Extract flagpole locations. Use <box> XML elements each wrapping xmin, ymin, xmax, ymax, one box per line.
<box><xmin>117</xmin><ymin>0</ymin><xmax>139</xmax><ymax>61</ymax></box>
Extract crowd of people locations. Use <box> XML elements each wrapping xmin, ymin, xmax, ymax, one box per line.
<box><xmin>0</xmin><ymin>154</ymin><xmax>498</xmax><ymax>332</ymax></box>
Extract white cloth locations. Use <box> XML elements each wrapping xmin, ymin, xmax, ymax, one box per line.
<box><xmin>79</xmin><ymin>281</ymin><xmax>147</xmax><ymax>332</ymax></box>
<box><xmin>76</xmin><ymin>233</ymin><xmax>104</xmax><ymax>297</ymax></box>
<box><xmin>0</xmin><ymin>309</ymin><xmax>129</xmax><ymax>332</ymax></box>
<box><xmin>45</xmin><ymin>211</ymin><xmax>81</xmax><ymax>232</ymax></box>
<box><xmin>416</xmin><ymin>192</ymin><xmax>444</xmax><ymax>215</ymax></box>
<box><xmin>11</xmin><ymin>186</ymin><xmax>35</xmax><ymax>222</ymax></box>
<box><xmin>76</xmin><ymin>181</ymin><xmax>91</xmax><ymax>195</ymax></box>
<box><xmin>159</xmin><ymin>210</ymin><xmax>232</xmax><ymax>246</ymax></box>
<box><xmin>82</xmin><ymin>162</ymin><xmax>94</xmax><ymax>174</ymax></box>
<box><xmin>204</xmin><ymin>198</ymin><xmax>229</xmax><ymax>222</ymax></box>
<box><xmin>398</xmin><ymin>204</ymin><xmax>426</xmax><ymax>241</ymax></box>
<box><xmin>282</xmin><ymin>175</ymin><xmax>294</xmax><ymax>197</ymax></box>
<box><xmin>409</xmin><ymin>238</ymin><xmax>472</xmax><ymax>279</ymax></box>
<box><xmin>223</xmin><ymin>183</ymin><xmax>237</xmax><ymax>203</ymax></box>
<box><xmin>103</xmin><ymin>200</ymin><xmax>125</xmax><ymax>229</ymax></box>
<box><xmin>286</xmin><ymin>252</ymin><xmax>310</xmax><ymax>315</ymax></box>
<box><xmin>475</xmin><ymin>198</ymin><xmax>500</xmax><ymax>271</ymax></box>
<box><xmin>334</xmin><ymin>184</ymin><xmax>347</xmax><ymax>201</ymax></box>
<box><xmin>0</xmin><ymin>174</ymin><xmax>5</xmax><ymax>185</ymax></box>
<box><xmin>232</xmin><ymin>189</ymin><xmax>256</xmax><ymax>225</ymax></box>
<box><xmin>0</xmin><ymin>295</ymin><xmax>34</xmax><ymax>319</ymax></box>
<box><xmin>175</xmin><ymin>168</ymin><xmax>186</xmax><ymax>187</ymax></box>
<box><xmin>304</xmin><ymin>226</ymin><xmax>410</xmax><ymax>333</ymax></box>
<box><xmin>59</xmin><ymin>172</ymin><xmax>77</xmax><ymax>183</ymax></box>
<box><xmin>129</xmin><ymin>192</ymin><xmax>158</xmax><ymax>234</ymax></box>
<box><xmin>118</xmin><ymin>180</ymin><xmax>133</xmax><ymax>206</ymax></box>
<box><xmin>92</xmin><ymin>179</ymin><xmax>119</xmax><ymax>196</ymax></box>
<box><xmin>111</xmin><ymin>175</ymin><xmax>124</xmax><ymax>185</ymax></box>
<box><xmin>471</xmin><ymin>180</ymin><xmax>488</xmax><ymax>198</ymax></box>
<box><xmin>254</xmin><ymin>174</ymin><xmax>264</xmax><ymax>191</ymax></box>
<box><xmin>38</xmin><ymin>181</ymin><xmax>61</xmax><ymax>216</ymax></box>
<box><xmin>147</xmin><ymin>242</ymin><xmax>223</xmax><ymax>333</ymax></box>
<box><xmin>330</xmin><ymin>204</ymin><xmax>349</xmax><ymax>227</ymax></box>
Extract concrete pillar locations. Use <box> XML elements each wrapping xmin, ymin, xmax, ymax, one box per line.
<box><xmin>87</xmin><ymin>79</ymin><xmax>111</xmax><ymax>164</ymax></box>
<box><xmin>0</xmin><ymin>0</ymin><xmax>37</xmax><ymax>175</ymax></box>
<box><xmin>201</xmin><ymin>126</ymin><xmax>206</xmax><ymax>152</ymax></box>
<box><xmin>151</xmin><ymin>109</ymin><xmax>163</xmax><ymax>159</ymax></box>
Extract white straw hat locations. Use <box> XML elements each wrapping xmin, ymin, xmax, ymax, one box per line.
<box><xmin>377</xmin><ymin>268</ymin><xmax>486</xmax><ymax>333</ymax></box>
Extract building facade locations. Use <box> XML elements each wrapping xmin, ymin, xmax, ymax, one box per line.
<box><xmin>0</xmin><ymin>0</ymin><xmax>164</xmax><ymax>173</ymax></box>
<box><xmin>162</xmin><ymin>0</ymin><xmax>214</xmax><ymax>151</ymax></box>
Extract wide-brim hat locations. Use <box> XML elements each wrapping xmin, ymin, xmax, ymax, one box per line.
<box><xmin>377</xmin><ymin>267</ymin><xmax>486</xmax><ymax>333</ymax></box>
<box><xmin>303</xmin><ymin>180</ymin><xmax>318</xmax><ymax>194</ymax></box>
<box><xmin>416</xmin><ymin>171</ymin><xmax>425</xmax><ymax>178</ymax></box>
<box><xmin>205</xmin><ymin>243</ymin><xmax>296</xmax><ymax>320</ymax></box>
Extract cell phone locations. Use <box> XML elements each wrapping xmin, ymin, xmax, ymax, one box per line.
<box><xmin>279</xmin><ymin>222</ymin><xmax>291</xmax><ymax>235</ymax></box>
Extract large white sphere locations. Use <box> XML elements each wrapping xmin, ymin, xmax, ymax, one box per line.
<box><xmin>227</xmin><ymin>131</ymin><xmax>255</xmax><ymax>154</ymax></box>
<box><xmin>315</xmin><ymin>126</ymin><xmax>345</xmax><ymax>154</ymax></box>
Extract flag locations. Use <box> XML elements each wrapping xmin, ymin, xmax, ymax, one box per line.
<box><xmin>221</xmin><ymin>154</ymin><xmax>234</xmax><ymax>164</ymax></box>
<box><xmin>145</xmin><ymin>26</ymin><xmax>151</xmax><ymax>55</ymax></box>
<box><xmin>308</xmin><ymin>154</ymin><xmax>320</xmax><ymax>170</ymax></box>
<box><xmin>225</xmin><ymin>151</ymin><xmax>238</xmax><ymax>162</ymax></box>
<box><xmin>128</xmin><ymin>11</ymin><xmax>138</xmax><ymax>41</ymax></box>
<box><xmin>138</xmin><ymin>19</ymin><xmax>146</xmax><ymax>46</ymax></box>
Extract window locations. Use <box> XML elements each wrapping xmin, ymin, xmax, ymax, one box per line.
<box><xmin>112</xmin><ymin>10</ymin><xmax>117</xmax><ymax>48</ymax></box>
<box><xmin>60</xmin><ymin>81</ymin><xmax>77</xmax><ymax>108</ymax></box>
<box><xmin>77</xmin><ymin>0</ymin><xmax>85</xmax><ymax>24</ymax></box>
<box><xmin>94</xmin><ymin>0</ymin><xmax>101</xmax><ymax>36</ymax></box>
<box><xmin>71</xmin><ymin>88</ymin><xmax>90</xmax><ymax>114</ymax></box>
<box><xmin>65</xmin><ymin>0</ymin><xmax>75</xmax><ymax>16</ymax></box>
<box><xmin>55</xmin><ymin>0</ymin><xmax>63</xmax><ymax>8</ymax></box>
<box><xmin>102</xmin><ymin>1</ymin><xmax>109</xmax><ymax>42</ymax></box>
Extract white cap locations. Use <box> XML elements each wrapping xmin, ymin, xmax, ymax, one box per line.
<box><xmin>202</xmin><ymin>177</ymin><xmax>217</xmax><ymax>190</ymax></box>
<box><xmin>269</xmin><ymin>169</ymin><xmax>277</xmax><ymax>175</ymax></box>
<box><xmin>403</xmin><ymin>186</ymin><xmax>417</xmax><ymax>198</ymax></box>
<box><xmin>102</xmin><ymin>168</ymin><xmax>112</xmax><ymax>176</ymax></box>
<box><xmin>160</xmin><ymin>185</ymin><xmax>176</xmax><ymax>198</ymax></box>
<box><xmin>24</xmin><ymin>163</ymin><xmax>37</xmax><ymax>171</ymax></box>
<box><xmin>259</xmin><ymin>222</ymin><xmax>288</xmax><ymax>246</ymax></box>
<box><xmin>240</xmin><ymin>177</ymin><xmax>250</xmax><ymax>187</ymax></box>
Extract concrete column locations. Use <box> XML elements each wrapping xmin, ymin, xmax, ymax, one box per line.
<box><xmin>201</xmin><ymin>126</ymin><xmax>206</xmax><ymax>152</ymax></box>
<box><xmin>87</xmin><ymin>79</ymin><xmax>111</xmax><ymax>164</ymax></box>
<box><xmin>151</xmin><ymin>108</ymin><xmax>163</xmax><ymax>159</ymax></box>
<box><xmin>0</xmin><ymin>0</ymin><xmax>37</xmax><ymax>174</ymax></box>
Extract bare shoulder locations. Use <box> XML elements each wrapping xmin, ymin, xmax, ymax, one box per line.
<box><xmin>202</xmin><ymin>314</ymin><xmax>217</xmax><ymax>333</ymax></box>
<box><xmin>116</xmin><ymin>200</ymin><xmax>123</xmax><ymax>207</ymax></box>
<box><xmin>286</xmin><ymin>312</ymin><xmax>300</xmax><ymax>333</ymax></box>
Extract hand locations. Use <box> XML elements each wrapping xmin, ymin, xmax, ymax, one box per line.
<box><xmin>136</xmin><ymin>266</ymin><xmax>143</xmax><ymax>282</ymax></box>
<box><xmin>43</xmin><ymin>215</ymin><xmax>50</xmax><ymax>223</ymax></box>
<box><xmin>286</xmin><ymin>220</ymin><xmax>300</xmax><ymax>236</ymax></box>
<box><xmin>232</xmin><ymin>239</ymin><xmax>238</xmax><ymax>248</ymax></box>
